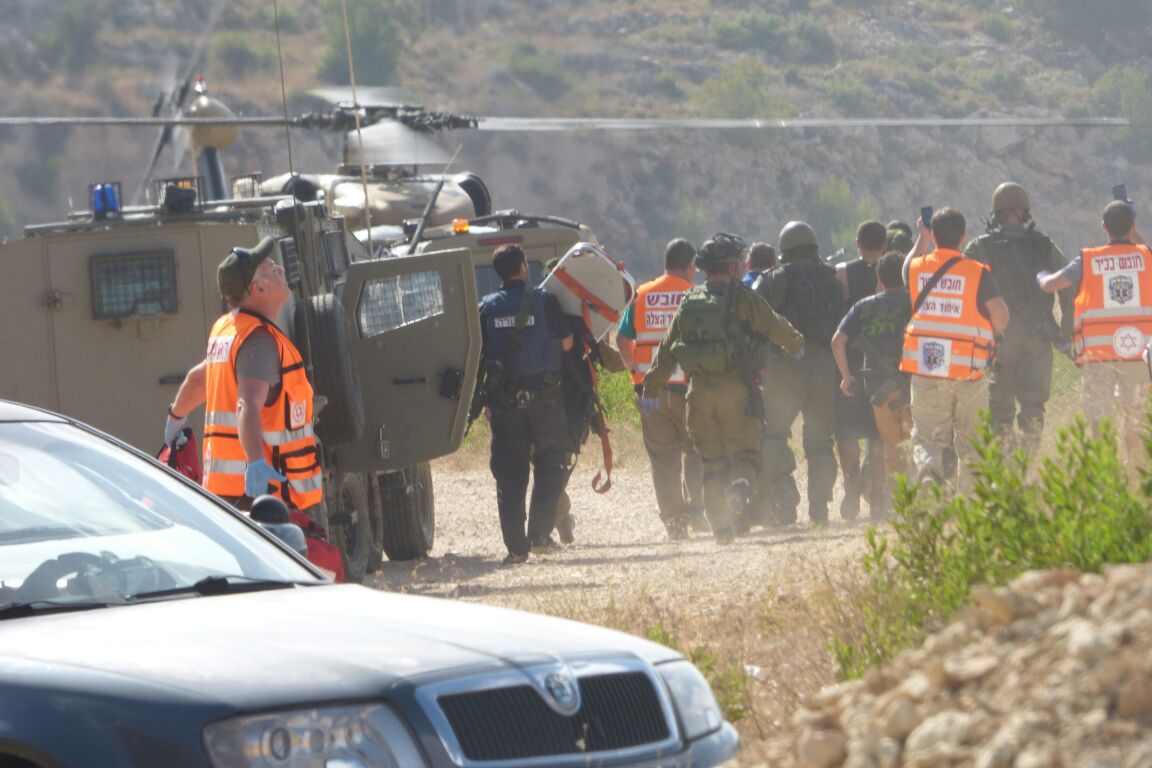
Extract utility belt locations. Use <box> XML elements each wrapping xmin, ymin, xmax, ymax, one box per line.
<box><xmin>632</xmin><ymin>383</ymin><xmax>688</xmax><ymax>396</ymax></box>
<box><xmin>503</xmin><ymin>373</ymin><xmax>563</xmax><ymax>409</ymax></box>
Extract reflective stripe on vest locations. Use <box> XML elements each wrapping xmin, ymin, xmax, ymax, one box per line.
<box><xmin>900</xmin><ymin>250</ymin><xmax>995</xmax><ymax>380</ymax></box>
<box><xmin>202</xmin><ymin>309</ymin><xmax>323</xmax><ymax>509</ymax></box>
<box><xmin>1072</xmin><ymin>243</ymin><xmax>1152</xmax><ymax>363</ymax></box>
<box><xmin>631</xmin><ymin>274</ymin><xmax>693</xmax><ymax>385</ymax></box>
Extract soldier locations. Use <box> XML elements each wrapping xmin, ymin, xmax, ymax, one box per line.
<box><xmin>1038</xmin><ymin>200</ymin><xmax>1151</xmax><ymax>470</ymax></box>
<box><xmin>476</xmin><ymin>244</ymin><xmax>574</xmax><ymax>564</ymax></box>
<box><xmin>164</xmin><ymin>237</ymin><xmax>323</xmax><ymax>512</ymax></box>
<box><xmin>743</xmin><ymin>242</ymin><xmax>777</xmax><ymax>288</ymax></box>
<box><xmin>832</xmin><ymin>220</ymin><xmax>887</xmax><ymax>519</ymax></box>
<box><xmin>643</xmin><ymin>234</ymin><xmax>803</xmax><ymax>543</ymax></box>
<box><xmin>618</xmin><ymin>238</ymin><xmax>704</xmax><ymax>539</ymax></box>
<box><xmin>754</xmin><ymin>221</ymin><xmax>846</xmax><ymax>525</ymax></box>
<box><xmin>902</xmin><ymin>209</ymin><xmax>1009</xmax><ymax>490</ymax></box>
<box><xmin>964</xmin><ymin>182</ymin><xmax>1070</xmax><ymax>451</ymax></box>
<box><xmin>831</xmin><ymin>251</ymin><xmax>913</xmax><ymax>518</ymax></box>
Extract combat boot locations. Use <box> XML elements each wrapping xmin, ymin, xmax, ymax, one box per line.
<box><xmin>557</xmin><ymin>514</ymin><xmax>576</xmax><ymax>545</ymax></box>
<box><xmin>840</xmin><ymin>473</ymin><xmax>862</xmax><ymax>521</ymax></box>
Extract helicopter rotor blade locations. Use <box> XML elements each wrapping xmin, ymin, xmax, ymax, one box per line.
<box><xmin>474</xmin><ymin>115</ymin><xmax>1130</xmax><ymax>131</ymax></box>
<box><xmin>355</xmin><ymin>121</ymin><xmax>451</xmax><ymax>166</ymax></box>
<box><xmin>309</xmin><ymin>85</ymin><xmax>410</xmax><ymax>107</ymax></box>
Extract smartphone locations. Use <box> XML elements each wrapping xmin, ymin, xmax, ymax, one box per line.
<box><xmin>1114</xmin><ymin>184</ymin><xmax>1129</xmax><ymax>202</ymax></box>
<box><xmin>920</xmin><ymin>206</ymin><xmax>933</xmax><ymax>228</ymax></box>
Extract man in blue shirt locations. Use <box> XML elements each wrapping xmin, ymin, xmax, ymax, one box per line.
<box><xmin>742</xmin><ymin>242</ymin><xmax>777</xmax><ymax>288</ymax></box>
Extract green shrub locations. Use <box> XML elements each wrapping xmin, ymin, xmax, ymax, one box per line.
<box><xmin>976</xmin><ymin>13</ymin><xmax>1014</xmax><ymax>43</ymax></box>
<box><xmin>318</xmin><ymin>0</ymin><xmax>421</xmax><ymax>85</ymax></box>
<box><xmin>1093</xmin><ymin>65</ymin><xmax>1152</xmax><ymax>160</ymax></box>
<box><xmin>824</xmin><ymin>77</ymin><xmax>878</xmax><ymax>117</ymax></box>
<box><xmin>711</xmin><ymin>11</ymin><xmax>786</xmax><ymax>52</ymax></box>
<box><xmin>507</xmin><ymin>43</ymin><xmax>569</xmax><ymax>102</ymax></box>
<box><xmin>212</xmin><ymin>32</ymin><xmax>276</xmax><ymax>76</ymax></box>
<box><xmin>787</xmin><ymin>16</ymin><xmax>838</xmax><ymax>66</ymax></box>
<box><xmin>37</xmin><ymin>4</ymin><xmax>102</xmax><ymax>75</ymax></box>
<box><xmin>692</xmin><ymin>57</ymin><xmax>792</xmax><ymax>119</ymax></box>
<box><xmin>809</xmin><ymin>175</ymin><xmax>874</xmax><ymax>255</ymax></box>
<box><xmin>652</xmin><ymin>71</ymin><xmax>686</xmax><ymax>100</ymax></box>
<box><xmin>977</xmin><ymin>65</ymin><xmax>1027</xmax><ymax>105</ymax></box>
<box><xmin>646</xmin><ymin>623</ymin><xmax>751</xmax><ymax>722</ymax></box>
<box><xmin>1020</xmin><ymin>0</ymin><xmax>1150</xmax><ymax>49</ymax></box>
<box><xmin>597</xmin><ymin>367</ymin><xmax>639</xmax><ymax>428</ymax></box>
<box><xmin>833</xmin><ymin>416</ymin><xmax>1152</xmax><ymax>679</ymax></box>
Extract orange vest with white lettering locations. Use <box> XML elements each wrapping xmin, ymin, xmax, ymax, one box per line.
<box><xmin>202</xmin><ymin>309</ymin><xmax>323</xmax><ymax>509</ymax></box>
<box><xmin>900</xmin><ymin>249</ymin><xmax>996</xmax><ymax>381</ymax></box>
<box><xmin>1072</xmin><ymin>243</ymin><xmax>1152</xmax><ymax>364</ymax></box>
<box><xmin>630</xmin><ymin>274</ymin><xmax>693</xmax><ymax>385</ymax></box>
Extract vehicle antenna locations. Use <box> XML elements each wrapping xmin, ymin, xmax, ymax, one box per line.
<box><xmin>338</xmin><ymin>0</ymin><xmax>374</xmax><ymax>258</ymax></box>
<box><xmin>271</xmin><ymin>0</ymin><xmax>296</xmax><ymax>182</ymax></box>
<box><xmin>409</xmin><ymin>143</ymin><xmax>464</xmax><ymax>251</ymax></box>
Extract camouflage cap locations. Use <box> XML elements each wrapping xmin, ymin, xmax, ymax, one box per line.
<box><xmin>886</xmin><ymin>227</ymin><xmax>914</xmax><ymax>254</ymax></box>
<box><xmin>218</xmin><ymin>236</ymin><xmax>276</xmax><ymax>302</ymax></box>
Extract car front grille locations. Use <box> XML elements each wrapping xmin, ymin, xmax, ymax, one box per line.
<box><xmin>437</xmin><ymin>671</ymin><xmax>670</xmax><ymax>762</ymax></box>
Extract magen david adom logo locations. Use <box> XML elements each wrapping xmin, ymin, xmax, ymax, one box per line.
<box><xmin>1112</xmin><ymin>325</ymin><xmax>1145</xmax><ymax>359</ymax></box>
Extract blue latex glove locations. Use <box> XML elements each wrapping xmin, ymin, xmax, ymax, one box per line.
<box><xmin>793</xmin><ymin>345</ymin><xmax>806</xmax><ymax>361</ymax></box>
<box><xmin>639</xmin><ymin>396</ymin><xmax>660</xmax><ymax>418</ymax></box>
<box><xmin>245</xmin><ymin>459</ymin><xmax>287</xmax><ymax>498</ymax></box>
<box><xmin>163</xmin><ymin>413</ymin><xmax>188</xmax><ymax>448</ymax></box>
<box><xmin>1036</xmin><ymin>269</ymin><xmax>1052</xmax><ymax>287</ymax></box>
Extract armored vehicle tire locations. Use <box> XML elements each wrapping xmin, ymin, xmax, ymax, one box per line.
<box><xmin>328</xmin><ymin>471</ymin><xmax>373</xmax><ymax>583</ymax></box>
<box><xmin>378</xmin><ymin>463</ymin><xmax>434</xmax><ymax>561</ymax></box>
<box><xmin>366</xmin><ymin>476</ymin><xmax>385</xmax><ymax>573</ymax></box>
<box><xmin>294</xmin><ymin>293</ymin><xmax>365</xmax><ymax>445</ymax></box>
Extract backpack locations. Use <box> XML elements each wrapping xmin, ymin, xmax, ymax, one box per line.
<box><xmin>778</xmin><ymin>261</ymin><xmax>844</xmax><ymax>349</ymax></box>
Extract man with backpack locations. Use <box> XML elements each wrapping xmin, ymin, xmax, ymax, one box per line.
<box><xmin>754</xmin><ymin>221</ymin><xmax>846</xmax><ymax>525</ymax></box>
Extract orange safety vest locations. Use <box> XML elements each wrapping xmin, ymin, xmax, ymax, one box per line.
<box><xmin>202</xmin><ymin>309</ymin><xmax>323</xmax><ymax>509</ymax></box>
<box><xmin>1072</xmin><ymin>243</ymin><xmax>1152</xmax><ymax>364</ymax></box>
<box><xmin>900</xmin><ymin>249</ymin><xmax>996</xmax><ymax>381</ymax></box>
<box><xmin>630</xmin><ymin>273</ymin><xmax>693</xmax><ymax>386</ymax></box>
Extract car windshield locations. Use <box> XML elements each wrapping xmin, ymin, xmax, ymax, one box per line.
<box><xmin>0</xmin><ymin>421</ymin><xmax>322</xmax><ymax>609</ymax></box>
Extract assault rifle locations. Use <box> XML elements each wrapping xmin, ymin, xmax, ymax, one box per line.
<box><xmin>466</xmin><ymin>284</ymin><xmax>534</xmax><ymax>434</ymax></box>
<box><xmin>849</xmin><ymin>333</ymin><xmax>909</xmax><ymax>411</ymax></box>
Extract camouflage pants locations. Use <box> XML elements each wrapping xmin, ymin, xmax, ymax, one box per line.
<box><xmin>685</xmin><ymin>379</ymin><xmax>762</xmax><ymax>537</ymax></box>
<box><xmin>988</xmin><ymin>335</ymin><xmax>1053</xmax><ymax>452</ymax></box>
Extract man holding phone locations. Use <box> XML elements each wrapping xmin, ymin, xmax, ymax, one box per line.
<box><xmin>1038</xmin><ymin>199</ymin><xmax>1151</xmax><ymax>471</ymax></box>
<box><xmin>963</xmin><ymin>182</ymin><xmax>1070</xmax><ymax>452</ymax></box>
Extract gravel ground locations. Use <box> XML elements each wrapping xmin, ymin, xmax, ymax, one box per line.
<box><xmin>367</xmin><ymin>452</ymin><xmax>873</xmax><ymax>619</ymax></box>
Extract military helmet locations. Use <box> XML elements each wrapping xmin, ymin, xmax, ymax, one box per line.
<box><xmin>991</xmin><ymin>182</ymin><xmax>1030</xmax><ymax>213</ymax></box>
<box><xmin>778</xmin><ymin>221</ymin><xmax>818</xmax><ymax>253</ymax></box>
<box><xmin>695</xmin><ymin>232</ymin><xmax>746</xmax><ymax>267</ymax></box>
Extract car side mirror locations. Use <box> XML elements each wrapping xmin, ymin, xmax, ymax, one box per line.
<box><xmin>249</xmin><ymin>495</ymin><xmax>308</xmax><ymax>557</ymax></box>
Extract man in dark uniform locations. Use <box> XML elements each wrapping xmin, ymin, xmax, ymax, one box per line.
<box><xmin>964</xmin><ymin>182</ymin><xmax>1070</xmax><ymax>451</ymax></box>
<box><xmin>832</xmin><ymin>220</ymin><xmax>887</xmax><ymax>519</ymax></box>
<box><xmin>754</xmin><ymin>221</ymin><xmax>846</xmax><ymax>525</ymax></box>
<box><xmin>643</xmin><ymin>234</ymin><xmax>803</xmax><ymax>542</ymax></box>
<box><xmin>477</xmin><ymin>244</ymin><xmax>573</xmax><ymax>564</ymax></box>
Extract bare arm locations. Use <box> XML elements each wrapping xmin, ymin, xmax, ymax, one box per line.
<box><xmin>835</xmin><ymin>262</ymin><xmax>849</xmax><ymax>300</ymax></box>
<box><xmin>1038</xmin><ymin>273</ymin><xmax>1074</xmax><ymax>294</ymax></box>
<box><xmin>985</xmin><ymin>297</ymin><xmax>1010</xmax><ymax>337</ymax></box>
<box><xmin>561</xmin><ymin>334</ymin><xmax>574</xmax><ymax>352</ymax></box>
<box><xmin>830</xmin><ymin>330</ymin><xmax>855</xmax><ymax>396</ymax></box>
<box><xmin>170</xmin><ymin>360</ymin><xmax>208</xmax><ymax>418</ymax></box>
<box><xmin>617</xmin><ymin>336</ymin><xmax>637</xmax><ymax>371</ymax></box>
<box><xmin>236</xmin><ymin>378</ymin><xmax>271</xmax><ymax>463</ymax></box>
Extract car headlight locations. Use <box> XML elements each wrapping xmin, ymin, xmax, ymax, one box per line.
<box><xmin>658</xmin><ymin>660</ymin><xmax>724</xmax><ymax>741</ymax></box>
<box><xmin>203</xmin><ymin>703</ymin><xmax>427</xmax><ymax>768</ymax></box>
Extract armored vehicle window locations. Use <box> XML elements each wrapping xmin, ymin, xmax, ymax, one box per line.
<box><xmin>357</xmin><ymin>270</ymin><xmax>445</xmax><ymax>337</ymax></box>
<box><xmin>321</xmin><ymin>231</ymin><xmax>349</xmax><ymax>278</ymax></box>
<box><xmin>278</xmin><ymin>240</ymin><xmax>301</xmax><ymax>289</ymax></box>
<box><xmin>474</xmin><ymin>262</ymin><xmax>543</xmax><ymax>296</ymax></box>
<box><xmin>89</xmin><ymin>251</ymin><xmax>178</xmax><ymax>320</ymax></box>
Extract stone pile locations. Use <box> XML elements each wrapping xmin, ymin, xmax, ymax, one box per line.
<box><xmin>779</xmin><ymin>565</ymin><xmax>1152</xmax><ymax>767</ymax></box>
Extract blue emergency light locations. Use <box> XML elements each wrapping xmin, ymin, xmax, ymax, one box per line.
<box><xmin>91</xmin><ymin>182</ymin><xmax>122</xmax><ymax>220</ymax></box>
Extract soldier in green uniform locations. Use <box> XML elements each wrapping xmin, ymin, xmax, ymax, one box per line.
<box><xmin>642</xmin><ymin>234</ymin><xmax>804</xmax><ymax>542</ymax></box>
<box><xmin>963</xmin><ymin>182</ymin><xmax>1071</xmax><ymax>451</ymax></box>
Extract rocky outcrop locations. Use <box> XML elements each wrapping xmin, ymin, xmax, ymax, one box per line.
<box><xmin>764</xmin><ymin>565</ymin><xmax>1152</xmax><ymax>767</ymax></box>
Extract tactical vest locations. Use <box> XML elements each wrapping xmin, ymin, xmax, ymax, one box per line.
<box><xmin>630</xmin><ymin>273</ymin><xmax>692</xmax><ymax>385</ymax></box>
<box><xmin>1072</xmin><ymin>243</ymin><xmax>1152</xmax><ymax>364</ymax></box>
<box><xmin>845</xmin><ymin>258</ymin><xmax>879</xmax><ymax>308</ymax></box>
<box><xmin>669</xmin><ymin>284</ymin><xmax>738</xmax><ymax>376</ymax></box>
<box><xmin>974</xmin><ymin>229</ymin><xmax>1055</xmax><ymax>334</ymax></box>
<box><xmin>900</xmin><ymin>250</ymin><xmax>996</xmax><ymax>381</ymax></box>
<box><xmin>480</xmin><ymin>283</ymin><xmax>562</xmax><ymax>381</ymax></box>
<box><xmin>203</xmin><ymin>309</ymin><xmax>323</xmax><ymax>509</ymax></box>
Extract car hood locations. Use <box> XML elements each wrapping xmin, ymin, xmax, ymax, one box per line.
<box><xmin>0</xmin><ymin>585</ymin><xmax>678</xmax><ymax>710</ymax></box>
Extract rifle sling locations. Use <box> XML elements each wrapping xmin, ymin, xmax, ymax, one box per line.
<box><xmin>912</xmin><ymin>256</ymin><xmax>962</xmax><ymax>317</ymax></box>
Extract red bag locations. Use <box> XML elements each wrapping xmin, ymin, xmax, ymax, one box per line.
<box><xmin>157</xmin><ymin>430</ymin><xmax>344</xmax><ymax>582</ymax></box>
<box><xmin>289</xmin><ymin>509</ymin><xmax>346</xmax><ymax>583</ymax></box>
<box><xmin>157</xmin><ymin>428</ymin><xmax>203</xmax><ymax>484</ymax></box>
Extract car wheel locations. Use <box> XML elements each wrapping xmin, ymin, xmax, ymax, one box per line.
<box><xmin>378</xmin><ymin>462</ymin><xmax>434</xmax><ymax>561</ymax></box>
<box><xmin>328</xmin><ymin>471</ymin><xmax>372</xmax><ymax>583</ymax></box>
<box><xmin>294</xmin><ymin>293</ymin><xmax>365</xmax><ymax>444</ymax></box>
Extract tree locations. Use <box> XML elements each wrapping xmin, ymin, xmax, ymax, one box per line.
<box><xmin>318</xmin><ymin>0</ymin><xmax>421</xmax><ymax>86</ymax></box>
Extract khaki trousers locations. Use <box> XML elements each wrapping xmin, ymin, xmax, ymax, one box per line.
<box><xmin>910</xmin><ymin>375</ymin><xmax>989</xmax><ymax>491</ymax></box>
<box><xmin>639</xmin><ymin>388</ymin><xmax>703</xmax><ymax>526</ymax></box>
<box><xmin>1081</xmin><ymin>361</ymin><xmax>1149</xmax><ymax>472</ymax></box>
<box><xmin>872</xmin><ymin>390</ymin><xmax>912</xmax><ymax>478</ymax></box>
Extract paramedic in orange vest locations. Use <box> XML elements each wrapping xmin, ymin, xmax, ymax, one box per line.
<box><xmin>617</xmin><ymin>238</ymin><xmax>704</xmax><ymax>540</ymax></box>
<box><xmin>1039</xmin><ymin>200</ymin><xmax>1151</xmax><ymax>468</ymax></box>
<box><xmin>901</xmin><ymin>208</ymin><xmax>1009</xmax><ymax>490</ymax></box>
<box><xmin>163</xmin><ymin>237</ymin><xmax>323</xmax><ymax>512</ymax></box>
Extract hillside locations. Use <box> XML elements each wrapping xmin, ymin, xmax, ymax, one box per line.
<box><xmin>1</xmin><ymin>0</ymin><xmax>1151</xmax><ymax>278</ymax></box>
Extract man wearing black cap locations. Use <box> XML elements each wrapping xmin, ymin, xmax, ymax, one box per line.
<box><xmin>163</xmin><ymin>237</ymin><xmax>323</xmax><ymax>511</ymax></box>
